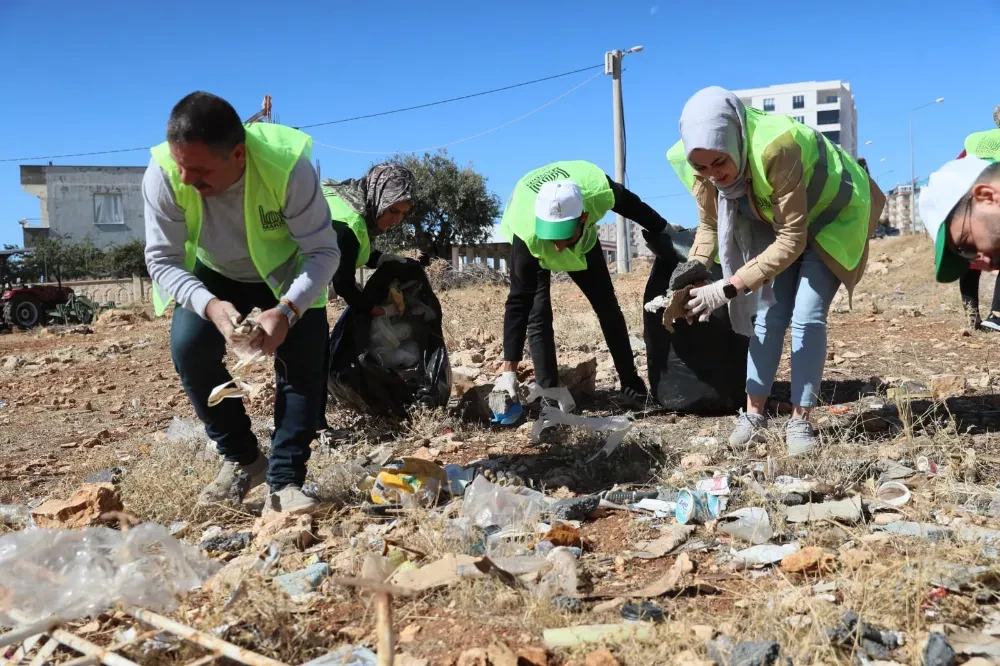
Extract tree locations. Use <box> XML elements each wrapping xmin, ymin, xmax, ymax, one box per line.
<box><xmin>101</xmin><ymin>240</ymin><xmax>148</xmax><ymax>278</ymax></box>
<box><xmin>374</xmin><ymin>150</ymin><xmax>501</xmax><ymax>259</ymax></box>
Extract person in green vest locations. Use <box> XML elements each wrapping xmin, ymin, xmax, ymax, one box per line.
<box><xmin>322</xmin><ymin>163</ymin><xmax>417</xmax><ymax>314</ymax></box>
<box><xmin>955</xmin><ymin>113</ymin><xmax>1000</xmax><ymax>331</ymax></box>
<box><xmin>668</xmin><ymin>87</ymin><xmax>885</xmax><ymax>455</ymax></box>
<box><xmin>492</xmin><ymin>160</ymin><xmax>671</xmax><ymax>409</ymax></box>
<box><xmin>144</xmin><ymin>91</ymin><xmax>340</xmax><ymax>515</ymax></box>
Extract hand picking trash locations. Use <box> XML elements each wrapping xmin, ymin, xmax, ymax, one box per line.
<box><xmin>207</xmin><ymin>309</ymin><xmax>267</xmax><ymax>407</ymax></box>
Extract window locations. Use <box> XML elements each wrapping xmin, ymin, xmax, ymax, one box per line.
<box><xmin>94</xmin><ymin>192</ymin><xmax>124</xmax><ymax>225</ymax></box>
<box><xmin>793</xmin><ymin>115</ymin><xmax>805</xmax><ymax>123</ymax></box>
<box><xmin>817</xmin><ymin>109</ymin><xmax>840</xmax><ymax>125</ymax></box>
<box><xmin>762</xmin><ymin>97</ymin><xmax>775</xmax><ymax>112</ymax></box>
<box><xmin>792</xmin><ymin>95</ymin><xmax>804</xmax><ymax>109</ymax></box>
<box><xmin>825</xmin><ymin>94</ymin><xmax>838</xmax><ymax>103</ymax></box>
<box><xmin>822</xmin><ymin>130</ymin><xmax>841</xmax><ymax>144</ymax></box>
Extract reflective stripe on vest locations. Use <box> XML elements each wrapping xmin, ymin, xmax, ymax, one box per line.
<box><xmin>324</xmin><ymin>191</ymin><xmax>371</xmax><ymax>268</ymax></box>
<box><xmin>150</xmin><ymin>123</ymin><xmax>326</xmax><ymax>316</ymax></box>
<box><xmin>499</xmin><ymin>160</ymin><xmax>615</xmax><ymax>272</ymax></box>
<box><xmin>666</xmin><ymin>109</ymin><xmax>872</xmax><ymax>272</ymax></box>
<box><xmin>965</xmin><ymin>129</ymin><xmax>1000</xmax><ymax>161</ymax></box>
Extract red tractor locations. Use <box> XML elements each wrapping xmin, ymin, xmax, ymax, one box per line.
<box><xmin>0</xmin><ymin>249</ymin><xmax>74</xmax><ymax>330</ymax></box>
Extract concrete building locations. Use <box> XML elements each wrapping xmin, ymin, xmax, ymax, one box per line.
<box><xmin>19</xmin><ymin>164</ymin><xmax>147</xmax><ymax>248</ymax></box>
<box><xmin>881</xmin><ymin>179</ymin><xmax>928</xmax><ymax>234</ymax></box>
<box><xmin>733</xmin><ymin>81</ymin><xmax>858</xmax><ymax>157</ymax></box>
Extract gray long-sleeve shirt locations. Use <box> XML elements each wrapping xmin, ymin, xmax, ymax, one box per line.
<box><xmin>143</xmin><ymin>156</ymin><xmax>340</xmax><ymax>319</ymax></box>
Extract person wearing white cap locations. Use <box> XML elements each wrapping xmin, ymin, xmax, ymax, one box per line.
<box><xmin>954</xmin><ymin>108</ymin><xmax>1000</xmax><ymax>331</ymax></box>
<box><xmin>493</xmin><ymin>160</ymin><xmax>671</xmax><ymax>412</ymax></box>
<box><xmin>920</xmin><ymin>155</ymin><xmax>1000</xmax><ymax>284</ymax></box>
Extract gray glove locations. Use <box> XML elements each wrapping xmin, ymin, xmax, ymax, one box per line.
<box><xmin>686</xmin><ymin>279</ymin><xmax>732</xmax><ymax>322</ymax></box>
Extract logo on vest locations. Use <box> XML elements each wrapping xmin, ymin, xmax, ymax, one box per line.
<box><xmin>525</xmin><ymin>166</ymin><xmax>572</xmax><ymax>193</ymax></box>
<box><xmin>754</xmin><ymin>195</ymin><xmax>772</xmax><ymax>212</ymax></box>
<box><xmin>259</xmin><ymin>205</ymin><xmax>286</xmax><ymax>231</ymax></box>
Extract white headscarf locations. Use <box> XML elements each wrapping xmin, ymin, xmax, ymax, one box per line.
<box><xmin>679</xmin><ymin>86</ymin><xmax>772</xmax><ymax>336</ymax></box>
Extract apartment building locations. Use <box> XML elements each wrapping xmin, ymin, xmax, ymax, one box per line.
<box><xmin>733</xmin><ymin>81</ymin><xmax>858</xmax><ymax>158</ymax></box>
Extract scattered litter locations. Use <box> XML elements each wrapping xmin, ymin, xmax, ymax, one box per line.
<box><xmin>876</xmin><ymin>481</ymin><xmax>911</xmax><ymax>506</ymax></box>
<box><xmin>371</xmin><ymin>458</ymin><xmax>448</xmax><ymax>508</ymax></box>
<box><xmin>826</xmin><ymin>611</ymin><xmax>904</xmax><ymax>661</ymax></box>
<box><xmin>0</xmin><ymin>523</ymin><xmax>219</xmax><ymax>623</ymax></box>
<box><xmin>302</xmin><ymin>646</ymin><xmax>378</xmax><ymax>666</ymax></box>
<box><xmin>620</xmin><ymin>601</ymin><xmax>666</xmax><ymax>623</ymax></box>
<box><xmin>718</xmin><ymin>508</ymin><xmax>773</xmax><ymax>545</ymax></box>
<box><xmin>532</xmin><ymin>405</ymin><xmax>632</xmax><ymax>462</ymax></box>
<box><xmin>273</xmin><ymin>563</ymin><xmax>330</xmax><ymax>597</ymax></box>
<box><xmin>543</xmin><ymin>623</ymin><xmax>653</xmax><ymax>649</ymax></box>
<box><xmin>628</xmin><ymin>525</ymin><xmax>695</xmax><ymax>559</ymax></box>
<box><xmin>676</xmin><ymin>489</ymin><xmax>720</xmax><ymax>524</ymax></box>
<box><xmin>784</xmin><ymin>497</ymin><xmax>862</xmax><ymax>524</ymax></box>
<box><xmin>463</xmin><ymin>476</ymin><xmax>546</xmax><ymax>529</ymax></box>
<box><xmin>732</xmin><ymin>543</ymin><xmax>801</xmax><ymax>569</ymax></box>
<box><xmin>707</xmin><ymin>637</ymin><xmax>781</xmax><ymax>666</ymax></box>
<box><xmin>550</xmin><ymin>495</ymin><xmax>600</xmax><ymax>521</ymax></box>
<box><xmin>873</xmin><ymin>522</ymin><xmax>952</xmax><ymax>541</ymax></box>
<box><xmin>695</xmin><ymin>475</ymin><xmax>730</xmax><ymax>496</ymax></box>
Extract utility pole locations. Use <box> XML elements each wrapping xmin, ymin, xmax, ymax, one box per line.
<box><xmin>605</xmin><ymin>45</ymin><xmax>643</xmax><ymax>274</ymax></box>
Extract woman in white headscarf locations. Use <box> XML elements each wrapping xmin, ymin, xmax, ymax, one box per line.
<box><xmin>667</xmin><ymin>86</ymin><xmax>885</xmax><ymax>454</ymax></box>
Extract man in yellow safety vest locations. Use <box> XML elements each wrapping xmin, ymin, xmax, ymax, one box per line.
<box><xmin>144</xmin><ymin>92</ymin><xmax>340</xmax><ymax>515</ymax></box>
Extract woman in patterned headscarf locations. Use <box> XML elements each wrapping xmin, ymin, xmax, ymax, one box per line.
<box><xmin>322</xmin><ymin>163</ymin><xmax>416</xmax><ymax>313</ymax></box>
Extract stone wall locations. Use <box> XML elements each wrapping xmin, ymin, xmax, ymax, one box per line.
<box><xmin>37</xmin><ymin>276</ymin><xmax>152</xmax><ymax>307</ymax></box>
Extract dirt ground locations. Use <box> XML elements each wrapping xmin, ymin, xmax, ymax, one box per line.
<box><xmin>4</xmin><ymin>235</ymin><xmax>1000</xmax><ymax>666</ymax></box>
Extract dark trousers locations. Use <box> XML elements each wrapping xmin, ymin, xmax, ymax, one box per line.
<box><xmin>959</xmin><ymin>269</ymin><xmax>1000</xmax><ymax>318</ymax></box>
<box><xmin>170</xmin><ymin>263</ymin><xmax>329</xmax><ymax>490</ymax></box>
<box><xmin>503</xmin><ymin>236</ymin><xmax>641</xmax><ymax>389</ymax></box>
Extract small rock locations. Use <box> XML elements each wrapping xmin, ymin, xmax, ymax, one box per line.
<box><xmin>252</xmin><ymin>513</ymin><xmax>314</xmax><ymax>550</ymax></box>
<box><xmin>398</xmin><ymin>623</ymin><xmax>421</xmax><ymax>644</ymax></box>
<box><xmin>550</xmin><ymin>495</ymin><xmax>600</xmax><ymax>520</ymax></box>
<box><xmin>681</xmin><ymin>453</ymin><xmax>710</xmax><ymax>470</ymax></box>
<box><xmin>457</xmin><ymin>647</ymin><xmax>489</xmax><ymax>666</ymax></box>
<box><xmin>558</xmin><ymin>356</ymin><xmax>597</xmax><ymax>399</ymax></box>
<box><xmin>584</xmin><ymin>648</ymin><xmax>620</xmax><ymax>666</ymax></box>
<box><xmin>780</xmin><ymin>546</ymin><xmax>836</xmax><ymax>574</ymax></box>
<box><xmin>81</xmin><ymin>437</ymin><xmax>102</xmax><ymax>448</ymax></box>
<box><xmin>672</xmin><ymin>650</ymin><xmax>714</xmax><ymax>666</ymax></box>
<box><xmin>273</xmin><ymin>563</ymin><xmax>330</xmax><ymax>597</ymax></box>
<box><xmin>451</xmin><ymin>367</ymin><xmax>482</xmax><ymax>397</ymax></box>
<box><xmin>486</xmin><ymin>641</ymin><xmax>518</xmax><ymax>666</ymax></box>
<box><xmin>930</xmin><ymin>374</ymin><xmax>966</xmax><ymax>399</ymax></box>
<box><xmin>201</xmin><ymin>531</ymin><xmax>252</xmax><ymax>553</ymax></box>
<box><xmin>923</xmin><ymin>632</ymin><xmax>956</xmax><ymax>666</ymax></box>
<box><xmin>517</xmin><ymin>646</ymin><xmax>549</xmax><ymax>666</ymax></box>
<box><xmin>838</xmin><ymin>548</ymin><xmax>873</xmax><ymax>568</ymax></box>
<box><xmin>30</xmin><ymin>483</ymin><xmax>123</xmax><ymax>529</ymax></box>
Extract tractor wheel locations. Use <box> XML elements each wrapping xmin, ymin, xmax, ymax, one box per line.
<box><xmin>3</xmin><ymin>295</ymin><xmax>42</xmax><ymax>329</ymax></box>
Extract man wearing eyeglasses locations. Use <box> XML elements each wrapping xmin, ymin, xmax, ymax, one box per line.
<box><xmin>920</xmin><ymin>156</ymin><xmax>1000</xmax><ymax>284</ymax></box>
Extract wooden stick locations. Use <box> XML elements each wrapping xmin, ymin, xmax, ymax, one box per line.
<box><xmin>374</xmin><ymin>592</ymin><xmax>394</xmax><ymax>666</ymax></box>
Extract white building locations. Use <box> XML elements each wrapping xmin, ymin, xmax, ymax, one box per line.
<box><xmin>733</xmin><ymin>81</ymin><xmax>858</xmax><ymax>158</ymax></box>
<box><xmin>19</xmin><ymin>164</ymin><xmax>147</xmax><ymax>248</ymax></box>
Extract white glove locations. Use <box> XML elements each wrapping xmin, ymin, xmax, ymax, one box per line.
<box><xmin>685</xmin><ymin>279</ymin><xmax>732</xmax><ymax>322</ymax></box>
<box><xmin>494</xmin><ymin>371</ymin><xmax>519</xmax><ymax>400</ymax></box>
<box><xmin>376</xmin><ymin>253</ymin><xmax>408</xmax><ymax>267</ymax></box>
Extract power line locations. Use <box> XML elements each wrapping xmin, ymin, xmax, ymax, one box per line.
<box><xmin>0</xmin><ymin>63</ymin><xmax>604</xmax><ymax>164</ymax></box>
<box><xmin>313</xmin><ymin>71</ymin><xmax>602</xmax><ymax>156</ymax></box>
<box><xmin>295</xmin><ymin>64</ymin><xmax>603</xmax><ymax>129</ymax></box>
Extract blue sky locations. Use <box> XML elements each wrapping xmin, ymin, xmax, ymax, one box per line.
<box><xmin>1</xmin><ymin>0</ymin><xmax>996</xmax><ymax>248</ymax></box>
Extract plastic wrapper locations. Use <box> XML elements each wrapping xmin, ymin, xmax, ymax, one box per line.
<box><xmin>370</xmin><ymin>458</ymin><xmax>448</xmax><ymax>508</ymax></box>
<box><xmin>532</xmin><ymin>405</ymin><xmax>632</xmax><ymax>462</ymax></box>
<box><xmin>461</xmin><ymin>475</ymin><xmax>546</xmax><ymax>529</ymax></box>
<box><xmin>0</xmin><ymin>523</ymin><xmax>220</xmax><ymax>624</ymax></box>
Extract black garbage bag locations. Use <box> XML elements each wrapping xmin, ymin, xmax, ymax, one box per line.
<box><xmin>642</xmin><ymin>226</ymin><xmax>749</xmax><ymax>415</ymax></box>
<box><xmin>327</xmin><ymin>261</ymin><xmax>451</xmax><ymax>420</ymax></box>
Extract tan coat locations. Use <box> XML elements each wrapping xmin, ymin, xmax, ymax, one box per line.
<box><xmin>688</xmin><ymin>136</ymin><xmax>887</xmax><ymax>297</ymax></box>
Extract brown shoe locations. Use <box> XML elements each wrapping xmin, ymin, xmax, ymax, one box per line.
<box><xmin>262</xmin><ymin>485</ymin><xmax>319</xmax><ymax>516</ymax></box>
<box><xmin>197</xmin><ymin>454</ymin><xmax>267</xmax><ymax>507</ymax></box>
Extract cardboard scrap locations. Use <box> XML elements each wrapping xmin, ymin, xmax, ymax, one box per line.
<box><xmin>784</xmin><ymin>497</ymin><xmax>863</xmax><ymax>524</ymax></box>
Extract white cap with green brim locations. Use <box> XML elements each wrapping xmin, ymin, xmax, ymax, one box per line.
<box><xmin>534</xmin><ymin>180</ymin><xmax>584</xmax><ymax>241</ymax></box>
<box><xmin>919</xmin><ymin>156</ymin><xmax>991</xmax><ymax>283</ymax></box>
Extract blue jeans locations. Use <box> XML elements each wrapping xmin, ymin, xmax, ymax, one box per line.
<box><xmin>746</xmin><ymin>247</ymin><xmax>841</xmax><ymax>408</ymax></box>
<box><xmin>170</xmin><ymin>263</ymin><xmax>329</xmax><ymax>490</ymax></box>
